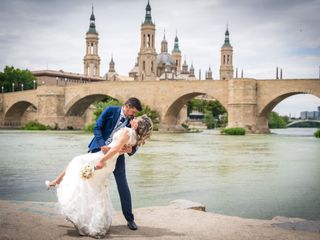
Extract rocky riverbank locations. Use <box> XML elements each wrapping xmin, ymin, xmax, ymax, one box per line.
<box><xmin>0</xmin><ymin>199</ymin><xmax>319</xmax><ymax>240</ymax></box>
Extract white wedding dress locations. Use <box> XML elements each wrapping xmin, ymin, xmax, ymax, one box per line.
<box><xmin>57</xmin><ymin>127</ymin><xmax>136</xmax><ymax>238</ymax></box>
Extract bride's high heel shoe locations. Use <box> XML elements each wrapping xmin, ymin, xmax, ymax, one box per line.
<box><xmin>45</xmin><ymin>180</ymin><xmax>57</xmax><ymax>190</ymax></box>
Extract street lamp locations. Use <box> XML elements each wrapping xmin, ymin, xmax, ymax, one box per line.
<box><xmin>12</xmin><ymin>83</ymin><xmax>15</xmax><ymax>92</ymax></box>
<box><xmin>33</xmin><ymin>80</ymin><xmax>36</xmax><ymax>89</ymax></box>
<box><xmin>21</xmin><ymin>83</ymin><xmax>24</xmax><ymax>91</ymax></box>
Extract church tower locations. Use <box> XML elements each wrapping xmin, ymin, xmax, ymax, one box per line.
<box><xmin>108</xmin><ymin>57</ymin><xmax>115</xmax><ymax>73</ymax></box>
<box><xmin>172</xmin><ymin>33</ymin><xmax>182</xmax><ymax>72</ymax></box>
<box><xmin>83</xmin><ymin>6</ymin><xmax>100</xmax><ymax>77</ymax></box>
<box><xmin>138</xmin><ymin>0</ymin><xmax>157</xmax><ymax>80</ymax></box>
<box><xmin>219</xmin><ymin>26</ymin><xmax>233</xmax><ymax>80</ymax></box>
<box><xmin>206</xmin><ymin>66</ymin><xmax>213</xmax><ymax>80</ymax></box>
<box><xmin>161</xmin><ymin>32</ymin><xmax>168</xmax><ymax>53</ymax></box>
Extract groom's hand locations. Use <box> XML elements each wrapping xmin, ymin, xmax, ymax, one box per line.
<box><xmin>101</xmin><ymin>145</ymin><xmax>110</xmax><ymax>154</ymax></box>
<box><xmin>119</xmin><ymin>145</ymin><xmax>133</xmax><ymax>155</ymax></box>
<box><xmin>125</xmin><ymin>145</ymin><xmax>133</xmax><ymax>154</ymax></box>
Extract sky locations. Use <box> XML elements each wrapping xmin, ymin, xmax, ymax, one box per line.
<box><xmin>0</xmin><ymin>0</ymin><xmax>320</xmax><ymax>117</ymax></box>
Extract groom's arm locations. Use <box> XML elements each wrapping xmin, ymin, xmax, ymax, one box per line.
<box><xmin>128</xmin><ymin>145</ymin><xmax>138</xmax><ymax>156</ymax></box>
<box><xmin>93</xmin><ymin>107</ymin><xmax>112</xmax><ymax>148</ymax></box>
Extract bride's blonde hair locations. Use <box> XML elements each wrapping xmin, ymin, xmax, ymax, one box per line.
<box><xmin>135</xmin><ymin>115</ymin><xmax>153</xmax><ymax>146</ymax></box>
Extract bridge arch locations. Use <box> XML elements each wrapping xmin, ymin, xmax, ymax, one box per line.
<box><xmin>4</xmin><ymin>101</ymin><xmax>37</xmax><ymax>127</ymax></box>
<box><xmin>161</xmin><ymin>92</ymin><xmax>228</xmax><ymax>131</ymax></box>
<box><xmin>66</xmin><ymin>94</ymin><xmax>109</xmax><ymax>116</ymax></box>
<box><xmin>64</xmin><ymin>93</ymin><xmax>126</xmax><ymax>129</ymax></box>
<box><xmin>259</xmin><ymin>92</ymin><xmax>320</xmax><ymax>118</ymax></box>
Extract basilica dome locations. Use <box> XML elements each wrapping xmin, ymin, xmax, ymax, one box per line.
<box><xmin>157</xmin><ymin>52</ymin><xmax>174</xmax><ymax>65</ymax></box>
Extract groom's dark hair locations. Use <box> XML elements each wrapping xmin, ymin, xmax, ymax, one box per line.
<box><xmin>125</xmin><ymin>97</ymin><xmax>142</xmax><ymax>111</ymax></box>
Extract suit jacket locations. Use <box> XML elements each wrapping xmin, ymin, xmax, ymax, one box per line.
<box><xmin>88</xmin><ymin>106</ymin><xmax>137</xmax><ymax>155</ymax></box>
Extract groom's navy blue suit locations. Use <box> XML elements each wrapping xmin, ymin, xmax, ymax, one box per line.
<box><xmin>88</xmin><ymin>106</ymin><xmax>136</xmax><ymax>222</ymax></box>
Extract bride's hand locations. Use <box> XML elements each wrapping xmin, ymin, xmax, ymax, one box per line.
<box><xmin>101</xmin><ymin>145</ymin><xmax>110</xmax><ymax>154</ymax></box>
<box><xmin>94</xmin><ymin>161</ymin><xmax>105</xmax><ymax>170</ymax></box>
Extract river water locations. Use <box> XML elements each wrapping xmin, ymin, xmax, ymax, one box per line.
<box><xmin>0</xmin><ymin>128</ymin><xmax>319</xmax><ymax>220</ymax></box>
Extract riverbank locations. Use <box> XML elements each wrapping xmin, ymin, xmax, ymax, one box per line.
<box><xmin>1</xmin><ymin>199</ymin><xmax>319</xmax><ymax>240</ymax></box>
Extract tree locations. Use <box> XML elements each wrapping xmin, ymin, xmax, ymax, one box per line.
<box><xmin>206</xmin><ymin>100</ymin><xmax>226</xmax><ymax>119</ymax></box>
<box><xmin>204</xmin><ymin>110</ymin><xmax>215</xmax><ymax>129</ymax></box>
<box><xmin>136</xmin><ymin>105</ymin><xmax>159</xmax><ymax>130</ymax></box>
<box><xmin>187</xmin><ymin>98</ymin><xmax>227</xmax><ymax>128</ymax></box>
<box><xmin>187</xmin><ymin>98</ymin><xmax>204</xmax><ymax>114</ymax></box>
<box><xmin>0</xmin><ymin>65</ymin><xmax>36</xmax><ymax>92</ymax></box>
<box><xmin>93</xmin><ymin>98</ymin><xmax>123</xmax><ymax>120</ymax></box>
<box><xmin>268</xmin><ymin>111</ymin><xmax>288</xmax><ymax>128</ymax></box>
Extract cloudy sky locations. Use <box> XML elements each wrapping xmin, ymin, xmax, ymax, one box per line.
<box><xmin>0</xmin><ymin>0</ymin><xmax>320</xmax><ymax>117</ymax></box>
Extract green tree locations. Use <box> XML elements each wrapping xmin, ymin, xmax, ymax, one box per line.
<box><xmin>268</xmin><ymin>111</ymin><xmax>287</xmax><ymax>128</ymax></box>
<box><xmin>187</xmin><ymin>98</ymin><xmax>227</xmax><ymax>128</ymax></box>
<box><xmin>314</xmin><ymin>129</ymin><xmax>320</xmax><ymax>138</ymax></box>
<box><xmin>204</xmin><ymin>110</ymin><xmax>215</xmax><ymax>129</ymax></box>
<box><xmin>0</xmin><ymin>65</ymin><xmax>36</xmax><ymax>92</ymax></box>
<box><xmin>93</xmin><ymin>98</ymin><xmax>123</xmax><ymax>121</ymax></box>
<box><xmin>187</xmin><ymin>99</ymin><xmax>204</xmax><ymax>114</ymax></box>
<box><xmin>206</xmin><ymin>100</ymin><xmax>226</xmax><ymax>119</ymax></box>
<box><xmin>136</xmin><ymin>105</ymin><xmax>159</xmax><ymax>130</ymax></box>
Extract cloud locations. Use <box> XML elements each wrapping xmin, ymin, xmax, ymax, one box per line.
<box><xmin>0</xmin><ymin>0</ymin><xmax>319</xmax><ymax>115</ymax></box>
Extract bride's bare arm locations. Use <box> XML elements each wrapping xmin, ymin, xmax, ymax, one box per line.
<box><xmin>95</xmin><ymin>130</ymin><xmax>129</xmax><ymax>170</ymax></box>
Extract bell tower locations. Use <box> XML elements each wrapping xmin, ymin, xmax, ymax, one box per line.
<box><xmin>219</xmin><ymin>25</ymin><xmax>234</xmax><ymax>80</ymax></box>
<box><xmin>138</xmin><ymin>0</ymin><xmax>157</xmax><ymax>80</ymax></box>
<box><xmin>83</xmin><ymin>6</ymin><xmax>100</xmax><ymax>77</ymax></box>
<box><xmin>172</xmin><ymin>33</ymin><xmax>182</xmax><ymax>72</ymax></box>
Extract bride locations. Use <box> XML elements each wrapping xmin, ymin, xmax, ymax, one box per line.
<box><xmin>47</xmin><ymin>115</ymin><xmax>152</xmax><ymax>238</ymax></box>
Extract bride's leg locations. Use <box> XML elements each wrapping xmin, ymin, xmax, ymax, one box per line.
<box><xmin>46</xmin><ymin>166</ymin><xmax>67</xmax><ymax>189</ymax></box>
<box><xmin>51</xmin><ymin>168</ymin><xmax>66</xmax><ymax>185</ymax></box>
<box><xmin>47</xmin><ymin>152</ymin><xmax>100</xmax><ymax>189</ymax></box>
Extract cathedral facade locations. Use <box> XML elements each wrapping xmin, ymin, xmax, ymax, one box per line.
<box><xmin>83</xmin><ymin>1</ymin><xmax>234</xmax><ymax>81</ymax></box>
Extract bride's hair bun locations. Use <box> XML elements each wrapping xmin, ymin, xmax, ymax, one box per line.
<box><xmin>136</xmin><ymin>115</ymin><xmax>153</xmax><ymax>146</ymax></box>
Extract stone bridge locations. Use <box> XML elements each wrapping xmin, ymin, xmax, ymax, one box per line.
<box><xmin>0</xmin><ymin>78</ymin><xmax>319</xmax><ymax>133</ymax></box>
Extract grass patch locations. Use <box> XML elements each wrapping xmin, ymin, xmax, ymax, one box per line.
<box><xmin>221</xmin><ymin>127</ymin><xmax>246</xmax><ymax>135</ymax></box>
<box><xmin>22</xmin><ymin>121</ymin><xmax>52</xmax><ymax>130</ymax></box>
<box><xmin>314</xmin><ymin>129</ymin><xmax>320</xmax><ymax>138</ymax></box>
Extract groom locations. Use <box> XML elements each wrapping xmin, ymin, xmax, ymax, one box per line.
<box><xmin>88</xmin><ymin>97</ymin><xmax>142</xmax><ymax>231</ymax></box>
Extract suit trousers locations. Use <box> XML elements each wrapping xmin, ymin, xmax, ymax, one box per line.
<box><xmin>91</xmin><ymin>148</ymin><xmax>134</xmax><ymax>222</ymax></box>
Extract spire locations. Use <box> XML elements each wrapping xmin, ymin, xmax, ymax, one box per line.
<box><xmin>189</xmin><ymin>63</ymin><xmax>195</xmax><ymax>77</ymax></box>
<box><xmin>161</xmin><ymin>30</ymin><xmax>168</xmax><ymax>53</ymax></box>
<box><xmin>181</xmin><ymin>58</ymin><xmax>189</xmax><ymax>74</ymax></box>
<box><xmin>190</xmin><ymin>63</ymin><xmax>194</xmax><ymax>71</ymax></box>
<box><xmin>222</xmin><ymin>24</ymin><xmax>231</xmax><ymax>48</ymax></box>
<box><xmin>88</xmin><ymin>4</ymin><xmax>97</xmax><ymax>34</ymax></box>
<box><xmin>90</xmin><ymin>4</ymin><xmax>95</xmax><ymax>21</ymax></box>
<box><xmin>109</xmin><ymin>56</ymin><xmax>115</xmax><ymax>72</ymax></box>
<box><xmin>144</xmin><ymin>0</ymin><xmax>153</xmax><ymax>24</ymax></box>
<box><xmin>172</xmin><ymin>31</ymin><xmax>181</xmax><ymax>53</ymax></box>
<box><xmin>110</xmin><ymin>56</ymin><xmax>115</xmax><ymax>65</ymax></box>
<box><xmin>206</xmin><ymin>65</ymin><xmax>213</xmax><ymax>80</ymax></box>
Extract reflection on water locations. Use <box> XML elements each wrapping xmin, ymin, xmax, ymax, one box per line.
<box><xmin>0</xmin><ymin>128</ymin><xmax>319</xmax><ymax>220</ymax></box>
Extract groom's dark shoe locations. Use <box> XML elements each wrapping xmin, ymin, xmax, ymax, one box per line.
<box><xmin>127</xmin><ymin>220</ymin><xmax>138</xmax><ymax>230</ymax></box>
